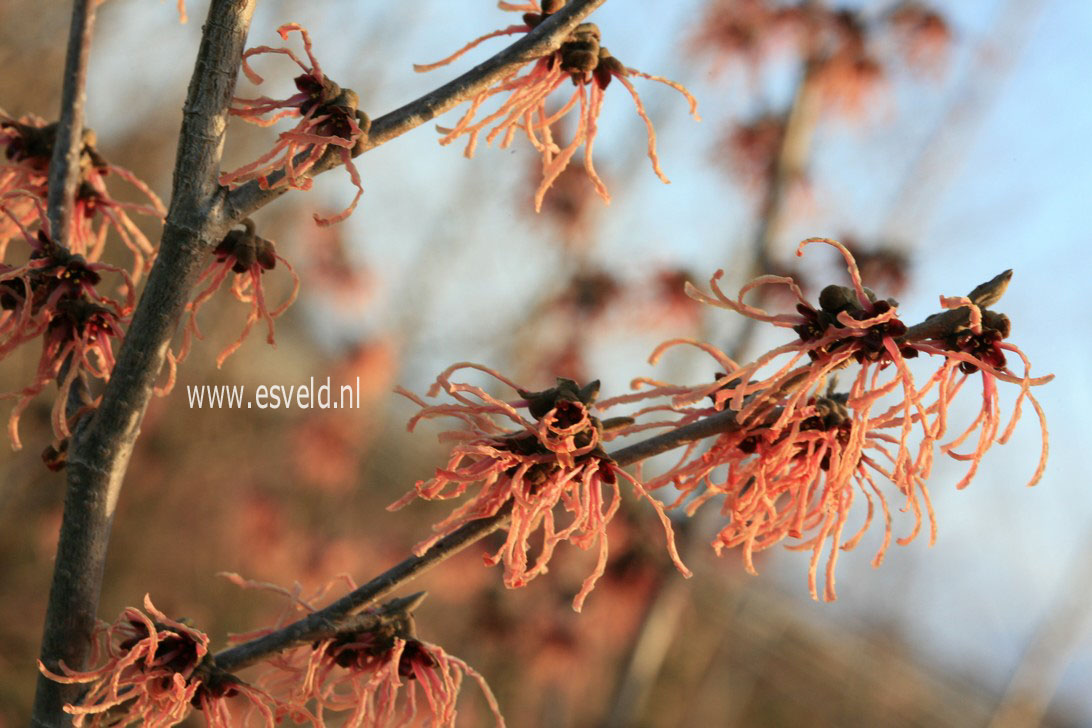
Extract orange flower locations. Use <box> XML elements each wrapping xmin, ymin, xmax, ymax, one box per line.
<box><xmin>605</xmin><ymin>238</ymin><xmax>1051</xmax><ymax>599</ymax></box>
<box><xmin>38</xmin><ymin>595</ymin><xmax>273</xmax><ymax>727</ymax></box>
<box><xmin>649</xmin><ymin>383</ymin><xmax>936</xmax><ymax>601</ymax></box>
<box><xmin>391</xmin><ymin>363</ymin><xmax>689</xmax><ymax>611</ymax></box>
<box><xmin>418</xmin><ymin>4</ymin><xmax>699</xmax><ymax>210</ymax></box>
<box><xmin>1</xmin><ymin>115</ymin><xmax>164</xmax><ymax>279</ymax></box>
<box><xmin>173</xmin><ymin>219</ymin><xmax>298</xmax><ymax>373</ymax></box>
<box><xmin>1</xmin><ymin>232</ymin><xmax>134</xmax><ymax>450</ymax></box>
<box><xmin>223</xmin><ymin>574</ymin><xmax>504</xmax><ymax>727</ymax></box>
<box><xmin>220</xmin><ymin>24</ymin><xmax>369</xmax><ymax>226</ymax></box>
<box><xmin>910</xmin><ymin>291</ymin><xmax>1051</xmax><ymax>489</ymax></box>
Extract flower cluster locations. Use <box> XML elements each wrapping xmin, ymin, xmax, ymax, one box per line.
<box><xmin>38</xmin><ymin>595</ymin><xmax>272</xmax><ymax>727</ymax></box>
<box><xmin>2</xmin><ymin>116</ymin><xmax>163</xmax><ymax>279</ymax></box>
<box><xmin>1</xmin><ymin>116</ymin><xmax>162</xmax><ymax>454</ymax></box>
<box><xmin>222</xmin><ymin>574</ymin><xmax>504</xmax><ymax>727</ymax></box>
<box><xmin>172</xmin><ymin>218</ymin><xmax>298</xmax><ymax>373</ymax></box>
<box><xmin>416</xmin><ymin>1</ymin><xmax>700</xmax><ymax>211</ymax></box>
<box><xmin>221</xmin><ymin>24</ymin><xmax>370</xmax><ymax>226</ymax></box>
<box><xmin>390</xmin><ymin>363</ymin><xmax>689</xmax><ymax>611</ymax></box>
<box><xmin>606</xmin><ymin>238</ymin><xmax>1050</xmax><ymax>600</ymax></box>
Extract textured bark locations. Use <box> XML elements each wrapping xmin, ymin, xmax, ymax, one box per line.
<box><xmin>31</xmin><ymin>2</ymin><xmax>257</xmax><ymax>725</ymax></box>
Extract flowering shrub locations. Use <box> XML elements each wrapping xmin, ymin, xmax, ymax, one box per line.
<box><xmin>174</xmin><ymin>219</ymin><xmax>299</xmax><ymax>371</ymax></box>
<box><xmin>221</xmin><ymin>24</ymin><xmax>370</xmax><ymax>226</ymax></box>
<box><xmin>19</xmin><ymin>1</ymin><xmax>1056</xmax><ymax>726</ymax></box>
<box><xmin>601</xmin><ymin>238</ymin><xmax>1051</xmax><ymax>599</ymax></box>
<box><xmin>222</xmin><ymin>574</ymin><xmax>503</xmax><ymax>727</ymax></box>
<box><xmin>1</xmin><ymin>115</ymin><xmax>157</xmax><ymax>453</ymax></box>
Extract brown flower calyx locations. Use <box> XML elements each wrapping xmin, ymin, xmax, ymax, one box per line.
<box><xmin>522</xmin><ymin>0</ymin><xmax>567</xmax><ymax>28</ymax></box>
<box><xmin>292</xmin><ymin>77</ymin><xmax>371</xmax><ymax>161</ymax></box>
<box><xmin>517</xmin><ymin>376</ymin><xmax>601</xmax><ymax>419</ymax></box>
<box><xmin>1</xmin><ymin>119</ymin><xmax>107</xmax><ymax>174</ymax></box>
<box><xmin>502</xmin><ymin>377</ymin><xmax>621</xmax><ymax>484</ymax></box>
<box><xmin>214</xmin><ymin>219</ymin><xmax>277</xmax><ymax>274</ymax></box>
<box><xmin>793</xmin><ymin>283</ymin><xmax>910</xmax><ymax>362</ymax></box>
<box><xmin>41</xmin><ymin>439</ymin><xmax>68</xmax><ymax>471</ymax></box>
<box><xmin>556</xmin><ymin>23</ymin><xmax>629</xmax><ymax>89</ymax></box>
<box><xmin>319</xmin><ymin>593</ymin><xmax>428</xmax><ymax>671</ymax></box>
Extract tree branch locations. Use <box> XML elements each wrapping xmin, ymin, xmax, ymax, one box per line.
<box><xmin>44</xmin><ymin>0</ymin><xmax>97</xmax><ymax>248</ymax></box>
<box><xmin>30</xmin><ymin>1</ymin><xmax>100</xmax><ymax>723</ymax></box>
<box><xmin>211</xmin><ymin>272</ymin><xmax>1017</xmax><ymax>673</ymax></box>
<box><xmin>33</xmin><ymin>3</ymin><xmax>609</xmax><ymax>717</ymax></box>
<box><xmin>225</xmin><ymin>0</ymin><xmax>607</xmax><ymax>221</ymax></box>
<box><xmin>31</xmin><ymin>2</ymin><xmax>257</xmax><ymax>725</ymax></box>
<box><xmin>212</xmin><ymin>405</ymin><xmax>745</xmax><ymax>672</ymax></box>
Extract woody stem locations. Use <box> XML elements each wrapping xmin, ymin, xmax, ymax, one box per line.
<box><xmin>213</xmin><ymin>406</ymin><xmax>746</xmax><ymax>672</ymax></box>
<box><xmin>213</xmin><ymin>284</ymin><xmax>1009</xmax><ymax>672</ymax></box>
<box><xmin>45</xmin><ymin>0</ymin><xmax>97</xmax><ymax>249</ymax></box>
<box><xmin>31</xmin><ymin>2</ymin><xmax>257</xmax><ymax>726</ymax></box>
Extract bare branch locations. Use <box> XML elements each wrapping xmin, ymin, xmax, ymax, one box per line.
<box><xmin>225</xmin><ymin>0</ymin><xmax>607</xmax><ymax>221</ymax></box>
<box><xmin>44</xmin><ymin>0</ymin><xmax>97</xmax><ymax>248</ymax></box>
<box><xmin>31</xmin><ymin>2</ymin><xmax>256</xmax><ymax>725</ymax></box>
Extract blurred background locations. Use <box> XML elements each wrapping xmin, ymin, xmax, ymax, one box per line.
<box><xmin>1</xmin><ymin>0</ymin><xmax>1089</xmax><ymax>725</ymax></box>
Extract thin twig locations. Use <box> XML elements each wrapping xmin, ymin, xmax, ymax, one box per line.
<box><xmin>44</xmin><ymin>0</ymin><xmax>97</xmax><ymax>248</ymax></box>
<box><xmin>30</xmin><ymin>0</ymin><xmax>100</xmax><ymax>723</ymax></box>
<box><xmin>225</xmin><ymin>0</ymin><xmax>607</xmax><ymax>220</ymax></box>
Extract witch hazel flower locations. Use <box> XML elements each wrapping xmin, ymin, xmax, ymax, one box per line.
<box><xmin>906</xmin><ymin>274</ymin><xmax>1052</xmax><ymax>489</ymax></box>
<box><xmin>650</xmin><ymin>377</ymin><xmax>937</xmax><ymax>601</ymax></box>
<box><xmin>224</xmin><ymin>575</ymin><xmax>503</xmax><ymax>727</ymax></box>
<box><xmin>174</xmin><ymin>219</ymin><xmax>298</xmax><ymax>372</ymax></box>
<box><xmin>38</xmin><ymin>595</ymin><xmax>274</xmax><ymax>728</ymax></box>
<box><xmin>612</xmin><ymin>238</ymin><xmax>1050</xmax><ymax>600</ymax></box>
<box><xmin>221</xmin><ymin>24</ymin><xmax>370</xmax><ymax>226</ymax></box>
<box><xmin>417</xmin><ymin>2</ymin><xmax>700</xmax><ymax>211</ymax></box>
<box><xmin>304</xmin><ymin>636</ymin><xmax>503</xmax><ymax>728</ymax></box>
<box><xmin>2</xmin><ymin>231</ymin><xmax>135</xmax><ymax>451</ymax></box>
<box><xmin>390</xmin><ymin>363</ymin><xmax>689</xmax><ymax>611</ymax></box>
<box><xmin>0</xmin><ymin>115</ymin><xmax>164</xmax><ymax>280</ymax></box>
<box><xmin>661</xmin><ymin>239</ymin><xmax>924</xmax><ymax>448</ymax></box>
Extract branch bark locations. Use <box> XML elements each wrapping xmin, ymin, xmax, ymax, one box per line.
<box><xmin>31</xmin><ymin>2</ymin><xmax>257</xmax><ymax>725</ymax></box>
<box><xmin>213</xmin><ymin>405</ymin><xmax>746</xmax><ymax>672</ymax></box>
<box><xmin>44</xmin><ymin>0</ymin><xmax>96</xmax><ymax>248</ymax></box>
<box><xmin>32</xmin><ymin>1</ymin><xmax>609</xmax><ymax>720</ymax></box>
